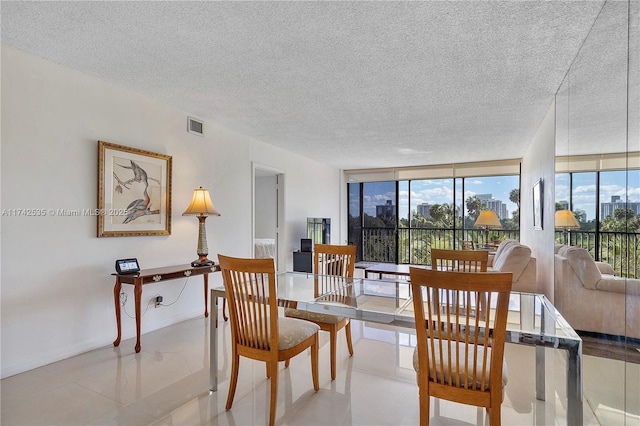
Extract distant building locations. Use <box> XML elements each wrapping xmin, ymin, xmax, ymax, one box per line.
<box><xmin>576</xmin><ymin>209</ymin><xmax>587</xmax><ymax>222</ymax></box>
<box><xmin>557</xmin><ymin>200</ymin><xmax>569</xmax><ymax>210</ymax></box>
<box><xmin>376</xmin><ymin>200</ymin><xmax>395</xmax><ymax>217</ymax></box>
<box><xmin>600</xmin><ymin>196</ymin><xmax>640</xmax><ymax>218</ymax></box>
<box><xmin>417</xmin><ymin>203</ymin><xmax>432</xmax><ymax>218</ymax></box>
<box><xmin>477</xmin><ymin>193</ymin><xmax>508</xmax><ymax>220</ymax></box>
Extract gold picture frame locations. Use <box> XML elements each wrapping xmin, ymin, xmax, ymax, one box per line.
<box><xmin>98</xmin><ymin>141</ymin><xmax>172</xmax><ymax>237</ymax></box>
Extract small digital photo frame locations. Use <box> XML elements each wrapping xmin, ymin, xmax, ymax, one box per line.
<box><xmin>115</xmin><ymin>258</ymin><xmax>140</xmax><ymax>274</ymax></box>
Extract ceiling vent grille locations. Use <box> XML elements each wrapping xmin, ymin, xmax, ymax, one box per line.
<box><xmin>188</xmin><ymin>117</ymin><xmax>204</xmax><ymax>136</ymax></box>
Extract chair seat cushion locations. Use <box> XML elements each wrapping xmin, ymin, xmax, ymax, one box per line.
<box><xmin>284</xmin><ymin>307</ymin><xmax>344</xmax><ymax>324</ymax></box>
<box><xmin>412</xmin><ymin>341</ymin><xmax>508</xmax><ymax>389</ymax></box>
<box><xmin>278</xmin><ymin>317</ymin><xmax>320</xmax><ymax>350</ymax></box>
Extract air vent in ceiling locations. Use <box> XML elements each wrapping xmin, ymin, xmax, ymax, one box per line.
<box><xmin>187</xmin><ymin>117</ymin><xmax>204</xmax><ymax>136</ymax></box>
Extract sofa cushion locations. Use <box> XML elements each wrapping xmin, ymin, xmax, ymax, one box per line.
<box><xmin>565</xmin><ymin>246</ymin><xmax>602</xmax><ymax>290</ymax></box>
<box><xmin>596</xmin><ymin>275</ymin><xmax>640</xmax><ymax>296</ymax></box>
<box><xmin>494</xmin><ymin>239</ymin><xmax>519</xmax><ymax>262</ymax></box>
<box><xmin>557</xmin><ymin>245</ymin><xmax>571</xmax><ymax>258</ymax></box>
<box><xmin>492</xmin><ymin>243</ymin><xmax>531</xmax><ymax>282</ymax></box>
<box><xmin>595</xmin><ymin>261</ymin><xmax>615</xmax><ymax>275</ymax></box>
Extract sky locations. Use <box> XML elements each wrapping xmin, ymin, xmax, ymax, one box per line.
<box><xmin>351</xmin><ymin>170</ymin><xmax>640</xmax><ymax>221</ymax></box>
<box><xmin>356</xmin><ymin>176</ymin><xmax>520</xmax><ymax>219</ymax></box>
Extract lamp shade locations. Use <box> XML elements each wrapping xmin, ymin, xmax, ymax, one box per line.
<box><xmin>182</xmin><ymin>187</ymin><xmax>221</xmax><ymax>216</ymax></box>
<box><xmin>555</xmin><ymin>210</ymin><xmax>580</xmax><ymax>229</ymax></box>
<box><xmin>474</xmin><ymin>210</ymin><xmax>502</xmax><ymax>228</ymax></box>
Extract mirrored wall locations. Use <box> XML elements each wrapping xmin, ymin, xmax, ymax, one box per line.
<box><xmin>555</xmin><ymin>1</ymin><xmax>639</xmax><ymax>422</ymax></box>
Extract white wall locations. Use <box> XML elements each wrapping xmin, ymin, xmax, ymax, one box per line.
<box><xmin>254</xmin><ymin>175</ymin><xmax>277</xmax><ymax>240</ymax></box>
<box><xmin>0</xmin><ymin>45</ymin><xmax>342</xmax><ymax>378</ymax></box>
<box><xmin>520</xmin><ymin>100</ymin><xmax>556</xmax><ymax>299</ymax></box>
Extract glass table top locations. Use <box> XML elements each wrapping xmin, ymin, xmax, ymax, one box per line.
<box><xmin>275</xmin><ymin>272</ymin><xmax>581</xmax><ymax>344</ymax></box>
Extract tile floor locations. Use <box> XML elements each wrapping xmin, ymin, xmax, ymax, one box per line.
<box><xmin>1</xmin><ymin>309</ymin><xmax>639</xmax><ymax>425</ymax></box>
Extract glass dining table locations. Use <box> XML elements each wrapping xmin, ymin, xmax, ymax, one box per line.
<box><xmin>209</xmin><ymin>271</ymin><xmax>583</xmax><ymax>425</ymax></box>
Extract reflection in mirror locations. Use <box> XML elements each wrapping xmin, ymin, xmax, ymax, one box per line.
<box><xmin>554</xmin><ymin>0</ymin><xmax>639</xmax><ymax>422</ymax></box>
<box><xmin>626</xmin><ymin>0</ymin><xmax>639</xmax><ymax>416</ymax></box>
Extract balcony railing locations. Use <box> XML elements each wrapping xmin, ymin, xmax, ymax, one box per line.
<box><xmin>358</xmin><ymin>227</ymin><xmax>520</xmax><ymax>265</ymax></box>
<box><xmin>355</xmin><ymin>226</ymin><xmax>640</xmax><ymax>278</ymax></box>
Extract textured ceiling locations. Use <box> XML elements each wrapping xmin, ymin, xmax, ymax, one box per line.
<box><xmin>1</xmin><ymin>1</ymin><xmax>606</xmax><ymax>170</ymax></box>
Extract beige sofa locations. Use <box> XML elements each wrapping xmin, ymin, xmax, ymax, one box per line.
<box><xmin>554</xmin><ymin>245</ymin><xmax>640</xmax><ymax>339</ymax></box>
<box><xmin>487</xmin><ymin>239</ymin><xmax>537</xmax><ymax>293</ymax></box>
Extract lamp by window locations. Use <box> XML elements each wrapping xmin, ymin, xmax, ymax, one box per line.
<box><xmin>555</xmin><ymin>210</ymin><xmax>580</xmax><ymax>245</ymax></box>
<box><xmin>474</xmin><ymin>210</ymin><xmax>502</xmax><ymax>248</ymax></box>
<box><xmin>183</xmin><ymin>187</ymin><xmax>220</xmax><ymax>267</ymax></box>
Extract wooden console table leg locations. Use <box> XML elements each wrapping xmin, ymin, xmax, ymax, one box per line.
<box><xmin>134</xmin><ymin>280</ymin><xmax>142</xmax><ymax>353</ymax></box>
<box><xmin>203</xmin><ymin>274</ymin><xmax>209</xmax><ymax>317</ymax></box>
<box><xmin>222</xmin><ymin>299</ymin><xmax>228</xmax><ymax>321</ymax></box>
<box><xmin>113</xmin><ymin>278</ymin><xmax>122</xmax><ymax>347</ymax></box>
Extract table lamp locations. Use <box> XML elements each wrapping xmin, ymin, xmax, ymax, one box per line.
<box><xmin>183</xmin><ymin>187</ymin><xmax>220</xmax><ymax>267</ymax></box>
<box><xmin>474</xmin><ymin>210</ymin><xmax>502</xmax><ymax>248</ymax></box>
<box><xmin>555</xmin><ymin>210</ymin><xmax>580</xmax><ymax>245</ymax></box>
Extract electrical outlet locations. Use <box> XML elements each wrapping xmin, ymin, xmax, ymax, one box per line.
<box><xmin>154</xmin><ymin>295</ymin><xmax>163</xmax><ymax>308</ymax></box>
<box><xmin>120</xmin><ymin>291</ymin><xmax>127</xmax><ymax>306</ymax></box>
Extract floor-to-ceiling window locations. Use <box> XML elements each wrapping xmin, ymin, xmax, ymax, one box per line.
<box><xmin>555</xmin><ymin>166</ymin><xmax>640</xmax><ymax>277</ymax></box>
<box><xmin>359</xmin><ymin>181</ymin><xmax>397</xmax><ymax>262</ymax></box>
<box><xmin>404</xmin><ymin>178</ymin><xmax>454</xmax><ymax>264</ymax></box>
<box><xmin>347</xmin><ymin>170</ymin><xmax>520</xmax><ymax>264</ymax></box>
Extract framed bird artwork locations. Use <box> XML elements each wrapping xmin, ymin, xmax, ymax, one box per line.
<box><xmin>98</xmin><ymin>141</ymin><xmax>172</xmax><ymax>237</ymax></box>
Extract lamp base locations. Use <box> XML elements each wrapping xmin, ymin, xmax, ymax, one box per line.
<box><xmin>192</xmin><ymin>260</ymin><xmax>215</xmax><ymax>267</ymax></box>
<box><xmin>191</xmin><ymin>255</ymin><xmax>215</xmax><ymax>267</ymax></box>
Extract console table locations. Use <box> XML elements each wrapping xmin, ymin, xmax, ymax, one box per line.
<box><xmin>112</xmin><ymin>263</ymin><xmax>219</xmax><ymax>353</ymax></box>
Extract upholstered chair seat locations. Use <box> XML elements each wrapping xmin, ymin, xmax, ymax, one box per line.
<box><xmin>277</xmin><ymin>317</ymin><xmax>321</xmax><ymax>349</ymax></box>
<box><xmin>284</xmin><ymin>308</ymin><xmax>345</xmax><ymax>325</ymax></box>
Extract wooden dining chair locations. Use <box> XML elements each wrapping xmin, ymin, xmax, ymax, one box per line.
<box><xmin>431</xmin><ymin>248</ymin><xmax>490</xmax><ymax>319</ymax></box>
<box><xmin>285</xmin><ymin>243</ymin><xmax>357</xmax><ymax>380</ymax></box>
<box><xmin>220</xmin><ymin>247</ymin><xmax>276</xmax><ymax>322</ymax></box>
<box><xmin>409</xmin><ymin>268</ymin><xmax>513</xmax><ymax>426</ymax></box>
<box><xmin>218</xmin><ymin>254</ymin><xmax>320</xmax><ymax>426</ymax></box>
<box><xmin>431</xmin><ymin>248</ymin><xmax>488</xmax><ymax>272</ymax></box>
<box><xmin>461</xmin><ymin>240</ymin><xmax>476</xmax><ymax>250</ymax></box>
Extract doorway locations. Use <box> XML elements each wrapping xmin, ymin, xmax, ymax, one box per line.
<box><xmin>252</xmin><ymin>163</ymin><xmax>285</xmax><ymax>272</ymax></box>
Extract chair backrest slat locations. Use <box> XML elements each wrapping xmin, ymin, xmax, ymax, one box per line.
<box><xmin>431</xmin><ymin>248</ymin><xmax>488</xmax><ymax>272</ymax></box>
<box><xmin>461</xmin><ymin>240</ymin><xmax>476</xmax><ymax>250</ymax></box>
<box><xmin>219</xmin><ymin>256</ymin><xmax>278</xmax><ymax>353</ymax></box>
<box><xmin>313</xmin><ymin>244</ymin><xmax>357</xmax><ymax>300</ymax></box>
<box><xmin>314</xmin><ymin>244</ymin><xmax>356</xmax><ymax>278</ymax></box>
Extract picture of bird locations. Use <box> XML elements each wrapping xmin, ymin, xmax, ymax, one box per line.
<box><xmin>122</xmin><ymin>180</ymin><xmax>151</xmax><ymax>224</ymax></box>
<box><xmin>113</xmin><ymin>159</ymin><xmax>161</xmax><ymax>224</ymax></box>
